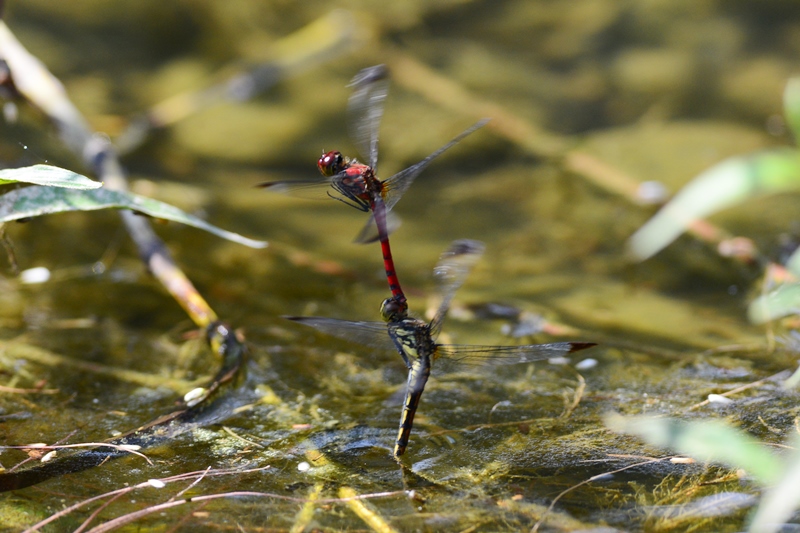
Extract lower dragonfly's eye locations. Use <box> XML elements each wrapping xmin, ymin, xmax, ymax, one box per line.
<box><xmin>380</xmin><ymin>296</ymin><xmax>408</xmax><ymax>322</ymax></box>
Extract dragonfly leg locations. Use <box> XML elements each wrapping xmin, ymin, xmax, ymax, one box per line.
<box><xmin>328</xmin><ymin>184</ymin><xmax>370</xmax><ymax>211</ymax></box>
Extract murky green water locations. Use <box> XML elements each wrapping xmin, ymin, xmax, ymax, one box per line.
<box><xmin>0</xmin><ymin>1</ymin><xmax>799</xmax><ymax>531</ymax></box>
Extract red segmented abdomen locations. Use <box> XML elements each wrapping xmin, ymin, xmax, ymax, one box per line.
<box><xmin>371</xmin><ymin>197</ymin><xmax>405</xmax><ymax>301</ymax></box>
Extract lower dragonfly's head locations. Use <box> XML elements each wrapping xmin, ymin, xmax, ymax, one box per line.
<box><xmin>380</xmin><ymin>296</ymin><xmax>408</xmax><ymax>323</ymax></box>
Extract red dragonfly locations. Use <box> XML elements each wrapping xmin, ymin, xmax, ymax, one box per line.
<box><xmin>287</xmin><ymin>240</ymin><xmax>595</xmax><ymax>457</ymax></box>
<box><xmin>259</xmin><ymin>65</ymin><xmax>488</xmax><ymax>306</ymax></box>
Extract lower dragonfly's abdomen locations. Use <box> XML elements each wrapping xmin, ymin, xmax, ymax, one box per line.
<box><xmin>394</xmin><ymin>356</ymin><xmax>431</xmax><ymax>457</ymax></box>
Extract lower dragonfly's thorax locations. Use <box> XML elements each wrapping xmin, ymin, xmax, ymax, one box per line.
<box><xmin>390</xmin><ymin>318</ymin><xmax>436</xmax><ymax>365</ymax></box>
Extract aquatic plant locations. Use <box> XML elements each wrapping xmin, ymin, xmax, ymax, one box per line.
<box><xmin>629</xmin><ymin>76</ymin><xmax>800</xmax><ymax>325</ymax></box>
<box><xmin>0</xmin><ymin>165</ymin><xmax>265</xmax><ymax>247</ymax></box>
<box><xmin>607</xmin><ymin>413</ymin><xmax>800</xmax><ymax>533</ymax></box>
<box><xmin>621</xmin><ymin>76</ymin><xmax>800</xmax><ymax>533</ymax></box>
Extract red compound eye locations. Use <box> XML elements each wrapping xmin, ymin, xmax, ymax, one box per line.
<box><xmin>317</xmin><ymin>151</ymin><xmax>344</xmax><ymax>177</ymax></box>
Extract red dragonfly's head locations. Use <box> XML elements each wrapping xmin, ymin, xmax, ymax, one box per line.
<box><xmin>317</xmin><ymin>150</ymin><xmax>345</xmax><ymax>177</ymax></box>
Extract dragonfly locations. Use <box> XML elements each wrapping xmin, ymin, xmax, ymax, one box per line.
<box><xmin>259</xmin><ymin>64</ymin><xmax>488</xmax><ymax>306</ymax></box>
<box><xmin>287</xmin><ymin>240</ymin><xmax>596</xmax><ymax>457</ymax></box>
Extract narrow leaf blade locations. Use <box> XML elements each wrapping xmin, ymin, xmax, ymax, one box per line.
<box><xmin>784</xmin><ymin>77</ymin><xmax>800</xmax><ymax>141</ymax></box>
<box><xmin>0</xmin><ymin>186</ymin><xmax>267</xmax><ymax>248</ymax></box>
<box><xmin>606</xmin><ymin>414</ymin><xmax>782</xmax><ymax>485</ymax></box>
<box><xmin>628</xmin><ymin>149</ymin><xmax>800</xmax><ymax>260</ymax></box>
<box><xmin>749</xmin><ymin>436</ymin><xmax>800</xmax><ymax>533</ymax></box>
<box><xmin>0</xmin><ymin>164</ymin><xmax>101</xmax><ymax>189</ymax></box>
<box><xmin>747</xmin><ymin>282</ymin><xmax>800</xmax><ymax>324</ymax></box>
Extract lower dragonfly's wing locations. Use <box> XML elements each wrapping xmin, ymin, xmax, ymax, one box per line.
<box><xmin>428</xmin><ymin>239</ymin><xmax>486</xmax><ymax>338</ymax></box>
<box><xmin>432</xmin><ymin>341</ymin><xmax>596</xmax><ymax>373</ymax></box>
<box><xmin>284</xmin><ymin>316</ymin><xmax>397</xmax><ymax>354</ymax></box>
<box><xmin>382</xmin><ymin>118</ymin><xmax>490</xmax><ymax>212</ymax></box>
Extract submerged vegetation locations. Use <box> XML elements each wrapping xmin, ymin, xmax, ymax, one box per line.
<box><xmin>1</xmin><ymin>1</ymin><xmax>800</xmax><ymax>532</ymax></box>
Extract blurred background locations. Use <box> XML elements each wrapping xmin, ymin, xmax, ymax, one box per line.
<box><xmin>1</xmin><ymin>1</ymin><xmax>799</xmax><ymax>531</ymax></box>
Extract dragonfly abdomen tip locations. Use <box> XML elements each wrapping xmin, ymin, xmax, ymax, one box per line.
<box><xmin>568</xmin><ymin>342</ymin><xmax>597</xmax><ymax>353</ymax></box>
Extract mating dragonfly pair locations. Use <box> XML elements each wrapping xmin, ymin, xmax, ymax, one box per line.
<box><xmin>261</xmin><ymin>65</ymin><xmax>595</xmax><ymax>457</ymax></box>
<box><xmin>261</xmin><ymin>65</ymin><xmax>485</xmax><ymax>308</ymax></box>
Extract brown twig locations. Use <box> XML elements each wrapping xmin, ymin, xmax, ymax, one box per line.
<box><xmin>683</xmin><ymin>371</ymin><xmax>787</xmax><ymax>412</ymax></box>
<box><xmin>0</xmin><ymin>383</ymin><xmax>57</xmax><ymax>394</ymax></box>
<box><xmin>0</xmin><ymin>19</ymin><xmax>218</xmax><ymax>327</ymax></box>
<box><xmin>0</xmin><ymin>22</ymin><xmax>261</xmax><ymax>492</ymax></box>
<box><xmin>1</xmin><ymin>442</ymin><xmax>151</xmax><ymax>464</ymax></box>
<box><xmin>0</xmin><ymin>223</ymin><xmax>18</xmax><ymax>274</ymax></box>
<box><xmin>23</xmin><ymin>466</ymin><xmax>271</xmax><ymax>533</ymax></box>
<box><xmin>83</xmin><ymin>488</ymin><xmax>405</xmax><ymax>533</ymax></box>
<box><xmin>0</xmin><ymin>338</ymin><xmax>202</xmax><ymax>391</ymax></box>
<box><xmin>5</xmin><ymin>430</ymin><xmax>78</xmax><ymax>473</ymax></box>
<box><xmin>221</xmin><ymin>425</ymin><xmax>265</xmax><ymax>449</ymax></box>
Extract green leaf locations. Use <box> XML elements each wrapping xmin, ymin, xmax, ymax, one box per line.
<box><xmin>0</xmin><ymin>186</ymin><xmax>267</xmax><ymax>248</ymax></box>
<box><xmin>605</xmin><ymin>414</ymin><xmax>782</xmax><ymax>485</ymax></box>
<box><xmin>749</xmin><ymin>436</ymin><xmax>800</xmax><ymax>533</ymax></box>
<box><xmin>0</xmin><ymin>164</ymin><xmax>101</xmax><ymax>189</ymax></box>
<box><xmin>747</xmin><ymin>282</ymin><xmax>800</xmax><ymax>324</ymax></box>
<box><xmin>784</xmin><ymin>77</ymin><xmax>800</xmax><ymax>141</ymax></box>
<box><xmin>628</xmin><ymin>148</ymin><xmax>800</xmax><ymax>260</ymax></box>
<box><xmin>786</xmin><ymin>248</ymin><xmax>800</xmax><ymax>278</ymax></box>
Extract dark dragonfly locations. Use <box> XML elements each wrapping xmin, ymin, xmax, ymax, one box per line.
<box><xmin>259</xmin><ymin>64</ymin><xmax>488</xmax><ymax>307</ymax></box>
<box><xmin>288</xmin><ymin>240</ymin><xmax>595</xmax><ymax>457</ymax></box>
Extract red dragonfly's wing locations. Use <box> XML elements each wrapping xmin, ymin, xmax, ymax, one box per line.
<box><xmin>256</xmin><ymin>176</ymin><xmax>334</xmax><ymax>201</ymax></box>
<box><xmin>347</xmin><ymin>65</ymin><xmax>389</xmax><ymax>171</ymax></box>
<box><xmin>382</xmin><ymin>118</ymin><xmax>489</xmax><ymax>212</ymax></box>
<box><xmin>258</xmin><ymin>169</ymin><xmax>369</xmax><ymax>211</ymax></box>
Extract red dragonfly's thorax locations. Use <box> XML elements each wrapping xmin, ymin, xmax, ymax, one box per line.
<box><xmin>319</xmin><ymin>150</ymin><xmax>383</xmax><ymax>203</ymax></box>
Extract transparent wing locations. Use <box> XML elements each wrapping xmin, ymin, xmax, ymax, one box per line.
<box><xmin>259</xmin><ymin>170</ymin><xmax>371</xmax><ymax>211</ymax></box>
<box><xmin>284</xmin><ymin>316</ymin><xmax>397</xmax><ymax>354</ymax></box>
<box><xmin>382</xmin><ymin>118</ymin><xmax>490</xmax><ymax>212</ymax></box>
<box><xmin>429</xmin><ymin>239</ymin><xmax>486</xmax><ymax>338</ymax></box>
<box><xmin>353</xmin><ymin>197</ymin><xmax>402</xmax><ymax>244</ymax></box>
<box><xmin>347</xmin><ymin>65</ymin><xmax>389</xmax><ymax>171</ymax></box>
<box><xmin>255</xmin><ymin>177</ymin><xmax>333</xmax><ymax>201</ymax></box>
<box><xmin>433</xmin><ymin>341</ymin><xmax>596</xmax><ymax>373</ymax></box>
